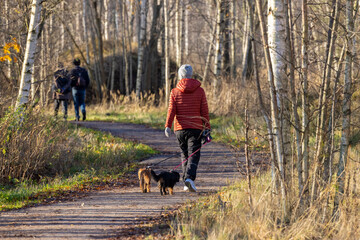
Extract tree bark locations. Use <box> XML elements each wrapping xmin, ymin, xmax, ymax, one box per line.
<box><xmin>122</xmin><ymin>0</ymin><xmax>130</xmax><ymax>96</ymax></box>
<box><xmin>16</xmin><ymin>0</ymin><xmax>42</xmax><ymax>110</ymax></box>
<box><xmin>311</xmin><ymin>0</ymin><xmax>340</xmax><ymax>204</ymax></box>
<box><xmin>83</xmin><ymin>0</ymin><xmax>91</xmax><ymax>65</ymax></box>
<box><xmin>214</xmin><ymin>0</ymin><xmax>223</xmax><ymax>93</ymax></box>
<box><xmin>164</xmin><ymin>0</ymin><xmax>170</xmax><ymax>105</ymax></box>
<box><xmin>335</xmin><ymin>0</ymin><xmax>354</xmax><ymax>208</ymax></box>
<box><xmin>300</xmin><ymin>0</ymin><xmax>309</xmax><ymax>201</ymax></box>
<box><xmin>135</xmin><ymin>0</ymin><xmax>147</xmax><ymax>99</ymax></box>
<box><xmin>230</xmin><ymin>0</ymin><xmax>236</xmax><ymax>79</ymax></box>
<box><xmin>256</xmin><ymin>0</ymin><xmax>288</xmax><ymax>221</ymax></box>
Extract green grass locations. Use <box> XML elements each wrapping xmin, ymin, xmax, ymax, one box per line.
<box><xmin>84</xmin><ymin>104</ymin><xmax>268</xmax><ymax>150</ymax></box>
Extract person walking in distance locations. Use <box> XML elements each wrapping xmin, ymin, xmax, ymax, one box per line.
<box><xmin>70</xmin><ymin>58</ymin><xmax>90</xmax><ymax>121</ymax></box>
<box><xmin>53</xmin><ymin>62</ymin><xmax>71</xmax><ymax>120</ymax></box>
<box><xmin>165</xmin><ymin>64</ymin><xmax>211</xmax><ymax>192</ymax></box>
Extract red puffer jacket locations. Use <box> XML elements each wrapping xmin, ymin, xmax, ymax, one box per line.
<box><xmin>165</xmin><ymin>78</ymin><xmax>211</xmax><ymax>131</ymax></box>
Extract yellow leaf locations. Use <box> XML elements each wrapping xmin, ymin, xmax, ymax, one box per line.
<box><xmin>0</xmin><ymin>56</ymin><xmax>10</xmax><ymax>62</ymax></box>
<box><xmin>3</xmin><ymin>48</ymin><xmax>10</xmax><ymax>55</ymax></box>
<box><xmin>12</xmin><ymin>43</ymin><xmax>20</xmax><ymax>53</ymax></box>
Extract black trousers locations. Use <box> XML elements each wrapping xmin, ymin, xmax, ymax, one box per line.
<box><xmin>54</xmin><ymin>99</ymin><xmax>68</xmax><ymax>118</ymax></box>
<box><xmin>175</xmin><ymin>129</ymin><xmax>202</xmax><ymax>182</ymax></box>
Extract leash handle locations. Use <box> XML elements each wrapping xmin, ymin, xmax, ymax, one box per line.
<box><xmin>172</xmin><ymin>140</ymin><xmax>210</xmax><ymax>171</ymax></box>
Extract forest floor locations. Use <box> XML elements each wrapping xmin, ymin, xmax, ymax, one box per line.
<box><xmin>0</xmin><ymin>121</ymin><xmax>242</xmax><ymax>239</ymax></box>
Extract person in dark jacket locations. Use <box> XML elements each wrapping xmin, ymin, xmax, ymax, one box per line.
<box><xmin>165</xmin><ymin>64</ymin><xmax>211</xmax><ymax>192</ymax></box>
<box><xmin>53</xmin><ymin>62</ymin><xmax>71</xmax><ymax>120</ymax></box>
<box><xmin>70</xmin><ymin>58</ymin><xmax>90</xmax><ymax>121</ymax></box>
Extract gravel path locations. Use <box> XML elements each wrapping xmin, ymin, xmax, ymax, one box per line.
<box><xmin>0</xmin><ymin>121</ymin><xmax>242</xmax><ymax>239</ymax></box>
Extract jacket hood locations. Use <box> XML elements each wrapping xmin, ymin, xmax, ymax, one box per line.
<box><xmin>176</xmin><ymin>78</ymin><xmax>201</xmax><ymax>93</ymax></box>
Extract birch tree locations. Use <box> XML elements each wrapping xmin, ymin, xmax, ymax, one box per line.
<box><xmin>135</xmin><ymin>0</ymin><xmax>147</xmax><ymax>99</ymax></box>
<box><xmin>214</xmin><ymin>0</ymin><xmax>223</xmax><ymax>92</ymax></box>
<box><xmin>164</xmin><ymin>0</ymin><xmax>170</xmax><ymax>105</ymax></box>
<box><xmin>230</xmin><ymin>0</ymin><xmax>236</xmax><ymax>79</ymax></box>
<box><xmin>175</xmin><ymin>0</ymin><xmax>182</xmax><ymax>68</ymax></box>
<box><xmin>16</xmin><ymin>0</ymin><xmax>42</xmax><ymax>110</ymax></box>
<box><xmin>255</xmin><ymin>0</ymin><xmax>288</xmax><ymax>220</ymax></box>
<box><xmin>122</xmin><ymin>0</ymin><xmax>130</xmax><ymax>96</ymax></box>
<box><xmin>300</xmin><ymin>0</ymin><xmax>309</xmax><ymax>200</ymax></box>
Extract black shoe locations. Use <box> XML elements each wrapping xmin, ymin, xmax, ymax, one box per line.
<box><xmin>82</xmin><ymin>112</ymin><xmax>86</xmax><ymax>121</ymax></box>
<box><xmin>75</xmin><ymin>117</ymin><xmax>80</xmax><ymax>121</ymax></box>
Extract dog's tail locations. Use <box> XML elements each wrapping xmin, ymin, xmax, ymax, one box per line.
<box><xmin>151</xmin><ymin>170</ymin><xmax>160</xmax><ymax>182</ymax></box>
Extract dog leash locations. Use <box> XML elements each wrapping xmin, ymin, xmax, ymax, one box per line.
<box><xmin>171</xmin><ymin>139</ymin><xmax>211</xmax><ymax>171</ymax></box>
<box><xmin>148</xmin><ymin>153</ymin><xmax>180</xmax><ymax>167</ymax></box>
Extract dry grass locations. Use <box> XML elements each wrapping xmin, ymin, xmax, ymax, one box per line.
<box><xmin>0</xmin><ymin>107</ymin><xmax>74</xmax><ymax>183</ymax></box>
<box><xmin>170</xmin><ymin>169</ymin><xmax>360</xmax><ymax>240</ymax></box>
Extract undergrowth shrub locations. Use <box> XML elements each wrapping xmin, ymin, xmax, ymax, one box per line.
<box><xmin>0</xmin><ymin>108</ymin><xmax>74</xmax><ymax>183</ymax></box>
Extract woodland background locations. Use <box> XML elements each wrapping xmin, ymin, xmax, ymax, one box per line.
<box><xmin>1</xmin><ymin>0</ymin><xmax>360</xmax><ymax>238</ymax></box>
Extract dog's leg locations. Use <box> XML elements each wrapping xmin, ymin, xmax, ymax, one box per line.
<box><xmin>146</xmin><ymin>182</ymin><xmax>151</xmax><ymax>193</ymax></box>
<box><xmin>169</xmin><ymin>187</ymin><xmax>174</xmax><ymax>195</ymax></box>
<box><xmin>140</xmin><ymin>176</ymin><xmax>145</xmax><ymax>193</ymax></box>
<box><xmin>162</xmin><ymin>186</ymin><xmax>167</xmax><ymax>195</ymax></box>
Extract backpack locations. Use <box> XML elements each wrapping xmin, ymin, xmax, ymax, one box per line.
<box><xmin>55</xmin><ymin>70</ymin><xmax>70</xmax><ymax>93</ymax></box>
<box><xmin>76</xmin><ymin>70</ymin><xmax>86</xmax><ymax>87</ymax></box>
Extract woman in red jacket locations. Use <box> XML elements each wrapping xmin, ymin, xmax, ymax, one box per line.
<box><xmin>165</xmin><ymin>64</ymin><xmax>211</xmax><ymax>192</ymax></box>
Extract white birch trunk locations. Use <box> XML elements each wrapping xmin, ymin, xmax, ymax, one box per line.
<box><xmin>214</xmin><ymin>0</ymin><xmax>223</xmax><ymax>91</ymax></box>
<box><xmin>135</xmin><ymin>0</ymin><xmax>147</xmax><ymax>99</ymax></box>
<box><xmin>175</xmin><ymin>0</ymin><xmax>181</xmax><ymax>67</ymax></box>
<box><xmin>76</xmin><ymin>6</ymin><xmax>81</xmax><ymax>43</ymax></box>
<box><xmin>83</xmin><ymin>0</ymin><xmax>90</xmax><ymax>65</ymax></box>
<box><xmin>104</xmin><ymin>0</ymin><xmax>109</xmax><ymax>41</ymax></box>
<box><xmin>16</xmin><ymin>0</ymin><xmax>42</xmax><ymax>109</ymax></box>
<box><xmin>184</xmin><ymin>1</ymin><xmax>189</xmax><ymax>57</ymax></box>
<box><xmin>61</xmin><ymin>1</ymin><xmax>65</xmax><ymax>50</ymax></box>
<box><xmin>256</xmin><ymin>0</ymin><xmax>288</xmax><ymax>220</ymax></box>
<box><xmin>230</xmin><ymin>0</ymin><xmax>236</xmax><ymax>79</ymax></box>
<box><xmin>122</xmin><ymin>0</ymin><xmax>130</xmax><ymax>96</ymax></box>
<box><xmin>268</xmin><ymin>0</ymin><xmax>288</xmax><ymax>181</ymax></box>
<box><xmin>164</xmin><ymin>0</ymin><xmax>170</xmax><ymax>105</ymax></box>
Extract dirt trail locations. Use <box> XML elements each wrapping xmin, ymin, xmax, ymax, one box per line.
<box><xmin>0</xmin><ymin>121</ymin><xmax>242</xmax><ymax>239</ymax></box>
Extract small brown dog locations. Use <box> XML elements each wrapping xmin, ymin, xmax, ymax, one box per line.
<box><xmin>138</xmin><ymin>167</ymin><xmax>152</xmax><ymax>193</ymax></box>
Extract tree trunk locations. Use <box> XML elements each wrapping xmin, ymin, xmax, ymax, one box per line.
<box><xmin>135</xmin><ymin>0</ymin><xmax>147</xmax><ymax>99</ymax></box>
<box><xmin>241</xmin><ymin>0</ymin><xmax>253</xmax><ymax>83</ymax></box>
<box><xmin>300</xmin><ymin>0</ymin><xmax>309</xmax><ymax>201</ymax></box>
<box><xmin>184</xmin><ymin>1</ymin><xmax>189</xmax><ymax>58</ymax></box>
<box><xmin>16</xmin><ymin>0</ymin><xmax>42</xmax><ymax>110</ymax></box>
<box><xmin>203</xmin><ymin>25</ymin><xmax>217</xmax><ymax>85</ymax></box>
<box><xmin>335</xmin><ymin>0</ymin><xmax>354</xmax><ymax>209</ymax></box>
<box><xmin>311</xmin><ymin>0</ymin><xmax>340</xmax><ymax>204</ymax></box>
<box><xmin>175</xmin><ymin>0</ymin><xmax>182</xmax><ymax>68</ymax></box>
<box><xmin>83</xmin><ymin>0</ymin><xmax>91</xmax><ymax>65</ymax></box>
<box><xmin>214</xmin><ymin>0</ymin><xmax>223</xmax><ymax>92</ymax></box>
<box><xmin>286</xmin><ymin>0</ymin><xmax>302</xmax><ymax>199</ymax></box>
<box><xmin>4</xmin><ymin>0</ymin><xmax>11</xmax><ymax>79</ymax></box>
<box><xmin>230</xmin><ymin>0</ymin><xmax>236</xmax><ymax>79</ymax></box>
<box><xmin>61</xmin><ymin>1</ymin><xmax>65</xmax><ymax>50</ymax></box>
<box><xmin>164</xmin><ymin>0</ymin><xmax>170</xmax><ymax>105</ymax></box>
<box><xmin>104</xmin><ymin>0</ymin><xmax>109</xmax><ymax>41</ymax></box>
<box><xmin>256</xmin><ymin>0</ymin><xmax>288</xmax><ymax>221</ymax></box>
<box><xmin>122</xmin><ymin>0</ymin><xmax>130</xmax><ymax>96</ymax></box>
